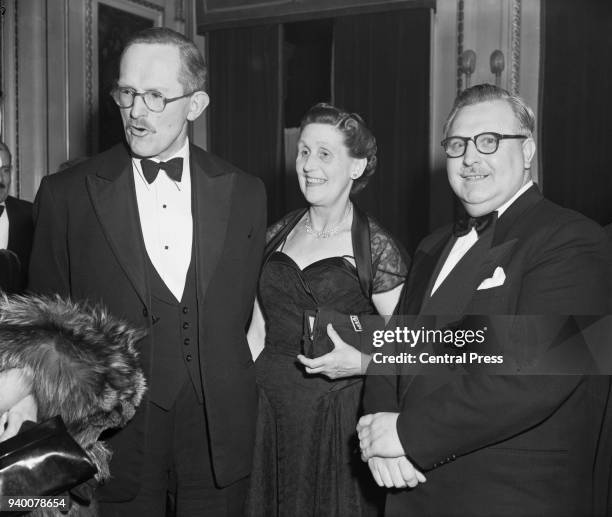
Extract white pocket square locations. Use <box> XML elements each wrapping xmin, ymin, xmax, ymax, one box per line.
<box><xmin>477</xmin><ymin>266</ymin><xmax>506</xmax><ymax>290</ymax></box>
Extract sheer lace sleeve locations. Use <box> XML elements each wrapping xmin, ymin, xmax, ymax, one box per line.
<box><xmin>266</xmin><ymin>209</ymin><xmax>305</xmax><ymax>244</ymax></box>
<box><xmin>369</xmin><ymin>217</ymin><xmax>410</xmax><ymax>293</ymax></box>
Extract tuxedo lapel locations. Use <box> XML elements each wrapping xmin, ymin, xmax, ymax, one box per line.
<box><xmin>397</xmin><ymin>232</ymin><xmax>452</xmax><ymax>398</ymax></box>
<box><xmin>401</xmin><ymin>185</ymin><xmax>542</xmax><ymax>401</ymax></box>
<box><xmin>422</xmin><ymin>226</ymin><xmax>495</xmax><ymax>315</ymax></box>
<box><xmin>400</xmin><ymin>227</ymin><xmax>499</xmax><ymax>400</ymax></box>
<box><xmin>492</xmin><ymin>184</ymin><xmax>542</xmax><ymax>246</ymax></box>
<box><xmin>420</xmin><ymin>233</ymin><xmax>455</xmax><ymax>310</ymax></box>
<box><xmin>190</xmin><ymin>145</ymin><xmax>233</xmax><ymax>302</ymax></box>
<box><xmin>423</xmin><ymin>185</ymin><xmax>542</xmax><ymax>314</ymax></box>
<box><xmin>401</xmin><ymin>232</ymin><xmax>451</xmax><ymax>314</ymax></box>
<box><xmin>86</xmin><ymin>146</ymin><xmax>148</xmax><ymax>307</ymax></box>
<box><xmin>5</xmin><ymin>197</ymin><xmax>24</xmax><ymax>253</ymax></box>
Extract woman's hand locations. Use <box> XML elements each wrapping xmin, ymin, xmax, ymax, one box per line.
<box><xmin>0</xmin><ymin>394</ymin><xmax>38</xmax><ymax>442</ymax></box>
<box><xmin>297</xmin><ymin>323</ymin><xmax>371</xmax><ymax>379</ymax></box>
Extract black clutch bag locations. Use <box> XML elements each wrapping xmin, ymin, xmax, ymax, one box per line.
<box><xmin>0</xmin><ymin>416</ymin><xmax>96</xmax><ymax>496</ymax></box>
<box><xmin>302</xmin><ymin>307</ymin><xmax>384</xmax><ymax>359</ymax></box>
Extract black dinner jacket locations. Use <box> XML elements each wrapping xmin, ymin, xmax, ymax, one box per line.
<box><xmin>28</xmin><ymin>142</ymin><xmax>266</xmax><ymax>499</ymax></box>
<box><xmin>4</xmin><ymin>195</ymin><xmax>33</xmax><ymax>290</ymax></box>
<box><xmin>365</xmin><ymin>186</ymin><xmax>612</xmax><ymax>517</ymax></box>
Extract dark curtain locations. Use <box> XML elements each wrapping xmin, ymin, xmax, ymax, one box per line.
<box><xmin>540</xmin><ymin>0</ymin><xmax>612</xmax><ymax>225</ymax></box>
<box><xmin>333</xmin><ymin>8</ymin><xmax>432</xmax><ymax>254</ymax></box>
<box><xmin>208</xmin><ymin>25</ymin><xmax>284</xmax><ymax>221</ymax></box>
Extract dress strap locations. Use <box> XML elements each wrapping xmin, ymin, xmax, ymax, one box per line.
<box><xmin>351</xmin><ymin>204</ymin><xmax>373</xmax><ymax>300</ymax></box>
<box><xmin>264</xmin><ymin>208</ymin><xmax>307</xmax><ymax>262</ymax></box>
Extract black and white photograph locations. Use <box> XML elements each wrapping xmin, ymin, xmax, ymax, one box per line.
<box><xmin>0</xmin><ymin>0</ymin><xmax>611</xmax><ymax>516</ymax></box>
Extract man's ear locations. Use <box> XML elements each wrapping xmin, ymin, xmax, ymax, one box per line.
<box><xmin>522</xmin><ymin>137</ymin><xmax>536</xmax><ymax>169</ymax></box>
<box><xmin>187</xmin><ymin>91</ymin><xmax>210</xmax><ymax>122</ymax></box>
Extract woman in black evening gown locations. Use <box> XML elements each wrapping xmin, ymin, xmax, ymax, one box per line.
<box><xmin>246</xmin><ymin>103</ymin><xmax>409</xmax><ymax>516</ymax></box>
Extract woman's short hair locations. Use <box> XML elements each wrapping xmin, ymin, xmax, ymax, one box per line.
<box><xmin>299</xmin><ymin>103</ymin><xmax>377</xmax><ymax>195</ymax></box>
<box><xmin>121</xmin><ymin>27</ymin><xmax>207</xmax><ymax>93</ymax></box>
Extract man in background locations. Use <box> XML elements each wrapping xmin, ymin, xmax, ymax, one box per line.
<box><xmin>0</xmin><ymin>141</ymin><xmax>33</xmax><ymax>292</ymax></box>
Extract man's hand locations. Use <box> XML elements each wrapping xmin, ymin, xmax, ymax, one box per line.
<box><xmin>367</xmin><ymin>456</ymin><xmax>426</xmax><ymax>488</ymax></box>
<box><xmin>0</xmin><ymin>394</ymin><xmax>38</xmax><ymax>442</ymax></box>
<box><xmin>357</xmin><ymin>412</ymin><xmax>405</xmax><ymax>460</ymax></box>
<box><xmin>297</xmin><ymin>324</ymin><xmax>370</xmax><ymax>379</ymax></box>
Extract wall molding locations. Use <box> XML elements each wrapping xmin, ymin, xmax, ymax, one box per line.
<box><xmin>122</xmin><ymin>0</ymin><xmax>164</xmax><ymax>12</ymax></box>
<box><xmin>509</xmin><ymin>0</ymin><xmax>521</xmax><ymax>94</ymax></box>
<box><xmin>13</xmin><ymin>0</ymin><xmax>20</xmax><ymax>195</ymax></box>
<box><xmin>175</xmin><ymin>0</ymin><xmax>185</xmax><ymax>21</ymax></box>
<box><xmin>456</xmin><ymin>0</ymin><xmax>464</xmax><ymax>95</ymax></box>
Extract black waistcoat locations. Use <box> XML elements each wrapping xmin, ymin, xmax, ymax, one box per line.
<box><xmin>146</xmin><ymin>249</ymin><xmax>203</xmax><ymax>410</ymax></box>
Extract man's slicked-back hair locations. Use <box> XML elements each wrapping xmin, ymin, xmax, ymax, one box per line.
<box><xmin>121</xmin><ymin>27</ymin><xmax>207</xmax><ymax>92</ymax></box>
<box><xmin>443</xmin><ymin>83</ymin><xmax>535</xmax><ymax>138</ymax></box>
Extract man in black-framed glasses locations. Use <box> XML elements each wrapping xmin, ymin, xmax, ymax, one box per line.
<box><xmin>359</xmin><ymin>83</ymin><xmax>610</xmax><ymax>517</ymax></box>
<box><xmin>441</xmin><ymin>132</ymin><xmax>527</xmax><ymax>158</ymax></box>
<box><xmin>29</xmin><ymin>27</ymin><xmax>266</xmax><ymax>517</ymax></box>
<box><xmin>439</xmin><ymin>88</ymin><xmax>536</xmax><ymax>218</ymax></box>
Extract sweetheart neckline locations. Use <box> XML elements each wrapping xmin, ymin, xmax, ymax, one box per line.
<box><xmin>269</xmin><ymin>251</ymin><xmax>357</xmax><ymax>273</ymax></box>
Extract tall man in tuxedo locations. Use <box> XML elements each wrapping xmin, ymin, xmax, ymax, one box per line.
<box><xmin>0</xmin><ymin>142</ymin><xmax>33</xmax><ymax>292</ymax></box>
<box><xmin>29</xmin><ymin>28</ymin><xmax>266</xmax><ymax>516</ymax></box>
<box><xmin>357</xmin><ymin>84</ymin><xmax>611</xmax><ymax>516</ymax></box>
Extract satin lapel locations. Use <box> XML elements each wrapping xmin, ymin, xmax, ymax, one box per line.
<box><xmin>396</xmin><ymin>231</ymin><xmax>452</xmax><ymax>396</ymax></box>
<box><xmin>401</xmin><ymin>191</ymin><xmax>538</xmax><ymax>401</ymax></box>
<box><xmin>420</xmin><ymin>186</ymin><xmax>540</xmax><ymax>315</ymax></box>
<box><xmin>492</xmin><ymin>184</ymin><xmax>542</xmax><ymax>246</ymax></box>
<box><xmin>402</xmin><ymin>233</ymin><xmax>452</xmax><ymax>314</ymax></box>
<box><xmin>400</xmin><ymin>228</ymin><xmax>495</xmax><ymax>400</ymax></box>
<box><xmin>191</xmin><ymin>149</ymin><xmax>233</xmax><ymax>302</ymax></box>
<box><xmin>86</xmin><ymin>158</ymin><xmax>148</xmax><ymax>307</ymax></box>
<box><xmin>419</xmin><ymin>233</ymin><xmax>455</xmax><ymax>311</ymax></box>
<box><xmin>5</xmin><ymin>198</ymin><xmax>18</xmax><ymax>251</ymax></box>
<box><xmin>422</xmin><ymin>225</ymin><xmax>496</xmax><ymax>315</ymax></box>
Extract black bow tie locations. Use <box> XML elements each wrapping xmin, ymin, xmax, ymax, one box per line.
<box><xmin>453</xmin><ymin>212</ymin><xmax>496</xmax><ymax>237</ymax></box>
<box><xmin>0</xmin><ymin>205</ymin><xmax>4</xmax><ymax>217</ymax></box>
<box><xmin>141</xmin><ymin>157</ymin><xmax>183</xmax><ymax>184</ymax></box>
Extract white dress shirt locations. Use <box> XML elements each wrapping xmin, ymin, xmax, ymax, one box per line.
<box><xmin>133</xmin><ymin>139</ymin><xmax>192</xmax><ymax>302</ymax></box>
<box><xmin>430</xmin><ymin>181</ymin><xmax>534</xmax><ymax>295</ymax></box>
<box><xmin>0</xmin><ymin>203</ymin><xmax>8</xmax><ymax>249</ymax></box>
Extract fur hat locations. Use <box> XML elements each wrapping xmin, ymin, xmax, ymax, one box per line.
<box><xmin>0</xmin><ymin>294</ymin><xmax>147</xmax><ymax>484</ymax></box>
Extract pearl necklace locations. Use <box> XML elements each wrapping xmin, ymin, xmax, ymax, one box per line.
<box><xmin>304</xmin><ymin>204</ymin><xmax>353</xmax><ymax>239</ymax></box>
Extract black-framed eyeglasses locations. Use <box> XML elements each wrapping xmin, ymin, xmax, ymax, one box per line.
<box><xmin>441</xmin><ymin>132</ymin><xmax>528</xmax><ymax>158</ymax></box>
<box><xmin>110</xmin><ymin>87</ymin><xmax>198</xmax><ymax>113</ymax></box>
